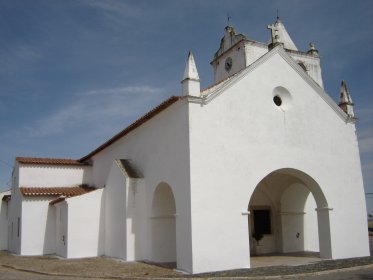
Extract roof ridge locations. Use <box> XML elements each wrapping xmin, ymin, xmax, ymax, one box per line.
<box><xmin>16</xmin><ymin>157</ymin><xmax>89</xmax><ymax>166</ymax></box>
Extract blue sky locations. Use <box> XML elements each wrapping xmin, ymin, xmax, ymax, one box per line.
<box><xmin>0</xmin><ymin>0</ymin><xmax>372</xmax><ymax>211</ymax></box>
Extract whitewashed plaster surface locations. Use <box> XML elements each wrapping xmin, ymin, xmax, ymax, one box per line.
<box><xmin>0</xmin><ymin>191</ymin><xmax>10</xmax><ymax>250</ymax></box>
<box><xmin>7</xmin><ymin>187</ymin><xmax>22</xmax><ymax>254</ymax></box>
<box><xmin>187</xmin><ymin>49</ymin><xmax>368</xmax><ymax>273</ymax></box>
<box><xmin>64</xmin><ymin>189</ymin><xmax>104</xmax><ymax>258</ymax></box>
<box><xmin>91</xmin><ymin>100</ymin><xmax>193</xmax><ymax>272</ymax></box>
<box><xmin>21</xmin><ymin>196</ymin><xmax>56</xmax><ymax>255</ymax></box>
<box><xmin>55</xmin><ymin>203</ymin><xmax>68</xmax><ymax>257</ymax></box>
<box><xmin>104</xmin><ymin>160</ymin><xmax>146</xmax><ymax>261</ymax></box>
<box><xmin>18</xmin><ymin>164</ymin><xmax>92</xmax><ymax>187</ymax></box>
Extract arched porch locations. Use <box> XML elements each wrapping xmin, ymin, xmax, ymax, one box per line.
<box><xmin>248</xmin><ymin>168</ymin><xmax>332</xmax><ymax>259</ymax></box>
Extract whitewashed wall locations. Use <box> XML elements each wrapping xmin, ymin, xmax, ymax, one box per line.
<box><xmin>104</xmin><ymin>161</ymin><xmax>128</xmax><ymax>259</ymax></box>
<box><xmin>281</xmin><ymin>183</ymin><xmax>318</xmax><ymax>253</ymax></box>
<box><xmin>0</xmin><ymin>190</ymin><xmax>10</xmax><ymax>250</ymax></box>
<box><xmin>91</xmin><ymin>101</ymin><xmax>192</xmax><ymax>272</ymax></box>
<box><xmin>244</xmin><ymin>42</ymin><xmax>268</xmax><ymax>66</ymax></box>
<box><xmin>8</xmin><ymin>188</ymin><xmax>22</xmax><ymax>254</ymax></box>
<box><xmin>188</xmin><ymin>50</ymin><xmax>368</xmax><ymax>273</ymax></box>
<box><xmin>288</xmin><ymin>51</ymin><xmax>323</xmax><ymax>88</ymax></box>
<box><xmin>213</xmin><ymin>41</ymin><xmax>246</xmax><ymax>83</ymax></box>
<box><xmin>20</xmin><ymin>196</ymin><xmax>56</xmax><ymax>255</ymax></box>
<box><xmin>18</xmin><ymin>164</ymin><xmax>92</xmax><ymax>187</ymax></box>
<box><xmin>104</xmin><ymin>161</ymin><xmax>146</xmax><ymax>261</ymax></box>
<box><xmin>56</xmin><ymin>203</ymin><xmax>68</xmax><ymax>257</ymax></box>
<box><xmin>8</xmin><ymin>166</ymin><xmax>20</xmax><ymax>253</ymax></box>
<box><xmin>65</xmin><ymin>189</ymin><xmax>104</xmax><ymax>258</ymax></box>
<box><xmin>304</xmin><ymin>193</ymin><xmax>319</xmax><ymax>252</ymax></box>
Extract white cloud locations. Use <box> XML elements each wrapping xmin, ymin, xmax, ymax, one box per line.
<box><xmin>0</xmin><ymin>45</ymin><xmax>43</xmax><ymax>74</ymax></box>
<box><xmin>21</xmin><ymin>85</ymin><xmax>165</xmax><ymax>137</ymax></box>
<box><xmin>80</xmin><ymin>0</ymin><xmax>147</xmax><ymax>26</ymax></box>
<box><xmin>83</xmin><ymin>86</ymin><xmax>162</xmax><ymax>96</ymax></box>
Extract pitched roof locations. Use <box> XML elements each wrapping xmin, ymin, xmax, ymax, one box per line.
<box><xmin>20</xmin><ymin>185</ymin><xmax>95</xmax><ymax>197</ymax></box>
<box><xmin>16</xmin><ymin>157</ymin><xmax>89</xmax><ymax>166</ymax></box>
<box><xmin>80</xmin><ymin>95</ymin><xmax>182</xmax><ymax>161</ymax></box>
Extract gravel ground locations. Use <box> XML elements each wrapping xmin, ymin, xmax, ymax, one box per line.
<box><xmin>1</xmin><ymin>252</ymin><xmax>372</xmax><ymax>279</ymax></box>
<box><xmin>0</xmin><ymin>236</ymin><xmax>371</xmax><ymax>279</ymax></box>
<box><xmin>0</xmin><ymin>252</ymin><xmax>180</xmax><ymax>278</ymax></box>
<box><xmin>191</xmin><ymin>257</ymin><xmax>373</xmax><ymax>278</ymax></box>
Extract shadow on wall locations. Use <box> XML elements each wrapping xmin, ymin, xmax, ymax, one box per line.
<box><xmin>0</xmin><ymin>195</ymin><xmax>9</xmax><ymax>250</ymax></box>
<box><xmin>43</xmin><ymin>204</ymin><xmax>56</xmax><ymax>254</ymax></box>
<box><xmin>82</xmin><ymin>166</ymin><xmax>94</xmax><ymax>187</ymax></box>
<box><xmin>98</xmin><ymin>190</ymin><xmax>105</xmax><ymax>255</ymax></box>
<box><xmin>126</xmin><ymin>179</ymin><xmax>144</xmax><ymax>260</ymax></box>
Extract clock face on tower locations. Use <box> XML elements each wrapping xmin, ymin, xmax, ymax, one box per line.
<box><xmin>225</xmin><ymin>57</ymin><xmax>233</xmax><ymax>72</ymax></box>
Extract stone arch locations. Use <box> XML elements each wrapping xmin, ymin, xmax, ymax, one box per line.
<box><xmin>151</xmin><ymin>182</ymin><xmax>176</xmax><ymax>263</ymax></box>
<box><xmin>248</xmin><ymin>168</ymin><xmax>332</xmax><ymax>258</ymax></box>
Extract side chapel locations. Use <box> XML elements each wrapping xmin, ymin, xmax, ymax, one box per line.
<box><xmin>0</xmin><ymin>18</ymin><xmax>369</xmax><ymax>274</ymax></box>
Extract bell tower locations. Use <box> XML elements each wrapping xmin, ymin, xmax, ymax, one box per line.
<box><xmin>210</xmin><ymin>24</ymin><xmax>250</xmax><ymax>83</ymax></box>
<box><xmin>210</xmin><ymin>17</ymin><xmax>325</xmax><ymax>88</ymax></box>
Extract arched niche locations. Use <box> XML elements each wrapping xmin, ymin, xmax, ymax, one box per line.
<box><xmin>151</xmin><ymin>182</ymin><xmax>177</xmax><ymax>263</ymax></box>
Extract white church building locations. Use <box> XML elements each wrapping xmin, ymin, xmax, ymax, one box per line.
<box><xmin>0</xmin><ymin>18</ymin><xmax>369</xmax><ymax>274</ymax></box>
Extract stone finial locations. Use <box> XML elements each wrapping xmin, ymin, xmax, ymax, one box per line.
<box><xmin>267</xmin><ymin>17</ymin><xmax>297</xmax><ymax>51</ymax></box>
<box><xmin>307</xmin><ymin>42</ymin><xmax>319</xmax><ymax>57</ymax></box>
<box><xmin>267</xmin><ymin>24</ymin><xmax>283</xmax><ymax>50</ymax></box>
<box><xmin>181</xmin><ymin>51</ymin><xmax>200</xmax><ymax>97</ymax></box>
<box><xmin>338</xmin><ymin>80</ymin><xmax>355</xmax><ymax>118</ymax></box>
<box><xmin>267</xmin><ymin>24</ymin><xmax>276</xmax><ymax>42</ymax></box>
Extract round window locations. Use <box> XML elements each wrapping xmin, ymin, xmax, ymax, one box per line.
<box><xmin>272</xmin><ymin>86</ymin><xmax>292</xmax><ymax>110</ymax></box>
<box><xmin>273</xmin><ymin>95</ymin><xmax>282</xmax><ymax>106</ymax></box>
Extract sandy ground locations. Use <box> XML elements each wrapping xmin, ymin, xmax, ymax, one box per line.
<box><xmin>0</xmin><ymin>236</ymin><xmax>371</xmax><ymax>279</ymax></box>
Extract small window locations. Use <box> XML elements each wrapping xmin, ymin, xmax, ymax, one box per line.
<box><xmin>272</xmin><ymin>86</ymin><xmax>292</xmax><ymax>110</ymax></box>
<box><xmin>273</xmin><ymin>95</ymin><xmax>282</xmax><ymax>106</ymax></box>
<box><xmin>253</xmin><ymin>209</ymin><xmax>271</xmax><ymax>235</ymax></box>
<box><xmin>17</xmin><ymin>217</ymin><xmax>20</xmax><ymax>237</ymax></box>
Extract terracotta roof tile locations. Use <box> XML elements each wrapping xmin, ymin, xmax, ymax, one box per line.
<box><xmin>16</xmin><ymin>157</ymin><xmax>89</xmax><ymax>166</ymax></box>
<box><xmin>80</xmin><ymin>95</ymin><xmax>182</xmax><ymax>162</ymax></box>
<box><xmin>20</xmin><ymin>185</ymin><xmax>95</xmax><ymax>197</ymax></box>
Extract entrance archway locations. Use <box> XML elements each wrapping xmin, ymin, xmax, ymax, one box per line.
<box><xmin>151</xmin><ymin>182</ymin><xmax>176</xmax><ymax>263</ymax></box>
<box><xmin>248</xmin><ymin>168</ymin><xmax>332</xmax><ymax>259</ymax></box>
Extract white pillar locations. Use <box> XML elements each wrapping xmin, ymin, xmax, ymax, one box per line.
<box><xmin>316</xmin><ymin>207</ymin><xmax>333</xmax><ymax>259</ymax></box>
